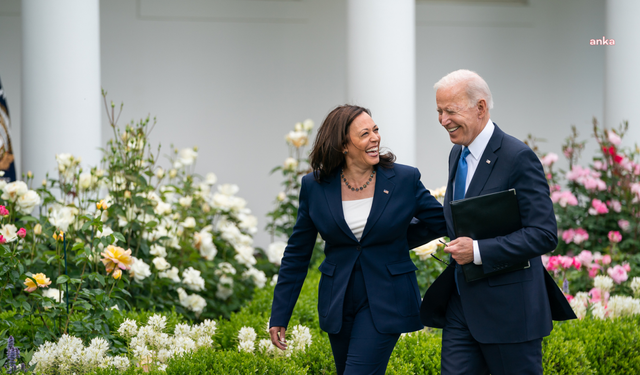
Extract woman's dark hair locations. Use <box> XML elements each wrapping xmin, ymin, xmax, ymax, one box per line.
<box><xmin>309</xmin><ymin>104</ymin><xmax>395</xmax><ymax>182</ymax></box>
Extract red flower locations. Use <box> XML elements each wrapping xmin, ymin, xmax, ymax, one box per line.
<box><xmin>614</xmin><ymin>155</ymin><xmax>623</xmax><ymax>164</ymax></box>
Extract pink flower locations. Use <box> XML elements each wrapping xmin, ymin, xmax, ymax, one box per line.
<box><xmin>593</xmin><ymin>160</ymin><xmax>607</xmax><ymax>171</ymax></box>
<box><xmin>566</xmin><ymin>165</ymin><xmax>590</xmax><ymax>182</ymax></box>
<box><xmin>590</xmin><ymin>199</ymin><xmax>609</xmax><ymax>215</ymax></box>
<box><xmin>607</xmin><ymin>265</ymin><xmax>628</xmax><ymax>284</ymax></box>
<box><xmin>551</xmin><ymin>191</ymin><xmax>578</xmax><ymax>208</ymax></box>
<box><xmin>583</xmin><ymin>177</ymin><xmax>607</xmax><ymax>191</ymax></box>
<box><xmin>17</xmin><ymin>228</ymin><xmax>26</xmax><ymax>239</ymax></box>
<box><xmin>618</xmin><ymin>219</ymin><xmax>630</xmax><ymax>232</ymax></box>
<box><xmin>589</xmin><ymin>287</ymin><xmax>609</xmax><ymax>304</ymax></box>
<box><xmin>562</xmin><ymin>229</ymin><xmax>575</xmax><ymax>244</ymax></box>
<box><xmin>573</xmin><ymin>228</ymin><xmax>589</xmax><ymax>244</ymax></box>
<box><xmin>558</xmin><ymin>256</ymin><xmax>574</xmax><ymax>270</ymax></box>
<box><xmin>572</xmin><ymin>257</ymin><xmax>581</xmax><ymax>270</ymax></box>
<box><xmin>0</xmin><ymin>206</ymin><xmax>8</xmax><ymax>216</ymax></box>
<box><xmin>564</xmin><ymin>147</ymin><xmax>573</xmax><ymax>159</ymax></box>
<box><xmin>607</xmin><ymin>231</ymin><xmax>622</xmax><ymax>243</ymax></box>
<box><xmin>602</xmin><ymin>255</ymin><xmax>612</xmax><ymax>265</ymax></box>
<box><xmin>634</xmin><ymin>163</ymin><xmax>640</xmax><ymax>176</ymax></box>
<box><xmin>0</xmin><ymin>235</ymin><xmax>5</xmax><ymax>244</ymax></box>
<box><xmin>541</xmin><ymin>254</ymin><xmax>550</xmax><ymax>268</ymax></box>
<box><xmin>550</xmin><ymin>184</ymin><xmax>561</xmax><ymax>192</ymax></box>
<box><xmin>577</xmin><ymin>250</ymin><xmax>593</xmax><ymax>266</ymax></box>
<box><xmin>606</xmin><ymin>200</ymin><xmax>622</xmax><ymax>213</ymax></box>
<box><xmin>607</xmin><ymin>130</ymin><xmax>622</xmax><ymax>146</ymax></box>
<box><xmin>588</xmin><ymin>265</ymin><xmax>600</xmax><ymax>278</ymax></box>
<box><xmin>623</xmin><ymin>263</ymin><xmax>631</xmax><ymax>272</ymax></box>
<box><xmin>546</xmin><ymin>256</ymin><xmax>561</xmax><ymax>271</ymax></box>
<box><xmin>541</xmin><ymin>153</ymin><xmax>559</xmax><ymax>166</ymax></box>
<box><xmin>565</xmin><ymin>294</ymin><xmax>574</xmax><ymax>303</ymax></box>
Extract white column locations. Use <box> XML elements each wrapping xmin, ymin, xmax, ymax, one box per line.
<box><xmin>22</xmin><ymin>0</ymin><xmax>101</xmax><ymax>182</ymax></box>
<box><xmin>605</xmin><ymin>0</ymin><xmax>640</xmax><ymax>147</ymax></box>
<box><xmin>347</xmin><ymin>0</ymin><xmax>416</xmax><ymax>166</ymax></box>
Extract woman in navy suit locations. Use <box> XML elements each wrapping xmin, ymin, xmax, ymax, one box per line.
<box><xmin>269</xmin><ymin>105</ymin><xmax>447</xmax><ymax>374</ymax></box>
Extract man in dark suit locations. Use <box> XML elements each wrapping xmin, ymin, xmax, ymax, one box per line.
<box><xmin>420</xmin><ymin>69</ymin><xmax>575</xmax><ymax>374</ymax></box>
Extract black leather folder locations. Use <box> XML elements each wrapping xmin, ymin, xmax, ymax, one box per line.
<box><xmin>450</xmin><ymin>189</ymin><xmax>530</xmax><ymax>282</ymax></box>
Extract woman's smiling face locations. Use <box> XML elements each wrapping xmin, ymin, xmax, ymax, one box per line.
<box><xmin>344</xmin><ymin>112</ymin><xmax>380</xmax><ymax>168</ymax></box>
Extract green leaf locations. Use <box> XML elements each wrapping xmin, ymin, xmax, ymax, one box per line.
<box><xmin>95</xmin><ymin>273</ymin><xmax>106</xmax><ymax>286</ymax></box>
<box><xmin>113</xmin><ymin>232</ymin><xmax>126</xmax><ymax>243</ymax></box>
<box><xmin>56</xmin><ymin>275</ymin><xmax>70</xmax><ymax>284</ymax></box>
<box><xmin>21</xmin><ymin>301</ymin><xmax>31</xmax><ymax>311</ymax></box>
<box><xmin>18</xmin><ymin>216</ymin><xmax>39</xmax><ymax>223</ymax></box>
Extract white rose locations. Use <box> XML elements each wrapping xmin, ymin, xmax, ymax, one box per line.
<box><xmin>2</xmin><ymin>181</ymin><xmax>28</xmax><ymax>202</ymax></box>
<box><xmin>302</xmin><ymin>119</ymin><xmax>314</xmax><ymax>131</ymax></box>
<box><xmin>129</xmin><ymin>257</ymin><xmax>151</xmax><ymax>282</ymax></box>
<box><xmin>159</xmin><ymin>266</ymin><xmax>180</xmax><ymax>282</ymax></box>
<box><xmin>1</xmin><ymin>224</ymin><xmax>18</xmax><ymax>243</ymax></box>
<box><xmin>194</xmin><ymin>229</ymin><xmax>217</xmax><ymax>261</ymax></box>
<box><xmin>78</xmin><ymin>172</ymin><xmax>94</xmax><ymax>190</ymax></box>
<box><xmin>284</xmin><ymin>157</ymin><xmax>298</xmax><ymax>171</ymax></box>
<box><xmin>178</xmin><ymin>148</ymin><xmax>198</xmax><ymax>166</ymax></box>
<box><xmin>179</xmin><ymin>196</ymin><xmax>193</xmax><ymax>207</ymax></box>
<box><xmin>285</xmin><ymin>130</ymin><xmax>308</xmax><ymax>148</ymax></box>
<box><xmin>205</xmin><ymin>173</ymin><xmax>217</xmax><ymax>185</ymax></box>
<box><xmin>238</xmin><ymin>213</ymin><xmax>258</xmax><ymax>234</ymax></box>
<box><xmin>16</xmin><ymin>190</ymin><xmax>41</xmax><ymax>214</ymax></box>
<box><xmin>155</xmin><ymin>167</ymin><xmax>165</xmax><ymax>179</ymax></box>
<box><xmin>242</xmin><ymin>267</ymin><xmax>267</xmax><ymax>289</ymax></box>
<box><xmin>55</xmin><ymin>153</ymin><xmax>73</xmax><ymax>171</ymax></box>
<box><xmin>152</xmin><ymin>257</ymin><xmax>171</xmax><ymax>271</ymax></box>
<box><xmin>154</xmin><ymin>201</ymin><xmax>172</xmax><ymax>216</ymax></box>
<box><xmin>48</xmin><ymin>205</ymin><xmax>76</xmax><ymax>231</ymax></box>
<box><xmin>266</xmin><ymin>242</ymin><xmax>287</xmax><ymax>266</ymax></box>
<box><xmin>217</xmin><ymin>184</ymin><xmax>239</xmax><ymax>196</ymax></box>
<box><xmin>150</xmin><ymin>244</ymin><xmax>167</xmax><ymax>258</ymax></box>
<box><xmin>277</xmin><ymin>192</ymin><xmax>286</xmax><ymax>202</ymax></box>
<box><xmin>42</xmin><ymin>288</ymin><xmax>64</xmax><ymax>303</ymax></box>
<box><xmin>411</xmin><ymin>238</ymin><xmax>442</xmax><ymax>261</ymax></box>
<box><xmin>177</xmin><ymin>287</ymin><xmax>207</xmax><ymax>316</ymax></box>
<box><xmin>234</xmin><ymin>245</ymin><xmax>257</xmax><ymax>267</ymax></box>
<box><xmin>181</xmin><ymin>217</ymin><xmax>196</xmax><ymax>229</ymax></box>
<box><xmin>182</xmin><ymin>267</ymin><xmax>206</xmax><ymax>291</ymax></box>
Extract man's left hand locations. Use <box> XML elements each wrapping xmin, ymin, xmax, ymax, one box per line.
<box><xmin>444</xmin><ymin>237</ymin><xmax>474</xmax><ymax>265</ymax></box>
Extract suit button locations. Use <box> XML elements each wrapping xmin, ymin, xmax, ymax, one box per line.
<box><xmin>357</xmin><ymin>246</ymin><xmax>361</xmax><ymax>251</ymax></box>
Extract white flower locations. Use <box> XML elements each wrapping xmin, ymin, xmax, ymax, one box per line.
<box><xmin>234</xmin><ymin>245</ymin><xmax>257</xmax><ymax>267</ymax></box>
<box><xmin>238</xmin><ymin>340</ymin><xmax>255</xmax><ymax>353</ymax></box>
<box><xmin>258</xmin><ymin>339</ymin><xmax>274</xmax><ymax>354</ymax></box>
<box><xmin>48</xmin><ymin>205</ymin><xmax>76</xmax><ymax>231</ymax></box>
<box><xmin>631</xmin><ymin>277</ymin><xmax>640</xmax><ymax>298</ymax></box>
<box><xmin>79</xmin><ymin>172</ymin><xmax>96</xmax><ymax>190</ymax></box>
<box><xmin>179</xmin><ymin>196</ymin><xmax>193</xmax><ymax>207</ymax></box>
<box><xmin>155</xmin><ymin>167</ymin><xmax>165</xmax><ymax>179</ymax></box>
<box><xmin>150</xmin><ymin>244</ymin><xmax>167</xmax><ymax>258</ymax></box>
<box><xmin>194</xmin><ymin>228</ymin><xmax>217</xmax><ymax>261</ymax></box>
<box><xmin>594</xmin><ymin>275</ymin><xmax>614</xmax><ymax>293</ymax></box>
<box><xmin>284</xmin><ymin>157</ymin><xmax>298</xmax><ymax>171</ymax></box>
<box><xmin>176</xmin><ymin>288</ymin><xmax>207</xmax><ymax>316</ymax></box>
<box><xmin>271</xmin><ymin>274</ymin><xmax>279</xmax><ymax>286</ymax></box>
<box><xmin>411</xmin><ymin>238</ymin><xmax>442</xmax><ymax>261</ymax></box>
<box><xmin>0</xmin><ymin>224</ymin><xmax>18</xmax><ymax>243</ymax></box>
<box><xmin>216</xmin><ymin>275</ymin><xmax>234</xmax><ymax>300</ymax></box>
<box><xmin>182</xmin><ymin>267</ymin><xmax>206</xmax><ymax>291</ymax></box>
<box><xmin>238</xmin><ymin>213</ymin><xmax>258</xmax><ymax>234</ymax></box>
<box><xmin>590</xmin><ymin>302</ymin><xmax>607</xmax><ymax>319</ymax></box>
<box><xmin>607</xmin><ymin>296</ymin><xmax>640</xmax><ymax>318</ymax></box>
<box><xmin>181</xmin><ymin>217</ymin><xmax>196</xmax><ymax>229</ymax></box>
<box><xmin>42</xmin><ymin>288</ymin><xmax>63</xmax><ymax>303</ymax></box>
<box><xmin>159</xmin><ymin>266</ymin><xmax>181</xmax><ymax>282</ymax></box>
<box><xmin>109</xmin><ymin>355</ymin><xmax>130</xmax><ymax>371</ymax></box>
<box><xmin>238</xmin><ymin>326</ymin><xmax>257</xmax><ymax>343</ymax></box>
<box><xmin>242</xmin><ymin>267</ymin><xmax>267</xmax><ymax>289</ymax></box>
<box><xmin>178</xmin><ymin>148</ymin><xmax>198</xmax><ymax>166</ymax></box>
<box><xmin>16</xmin><ymin>190</ymin><xmax>41</xmax><ymax>214</ymax></box>
<box><xmin>152</xmin><ymin>257</ymin><xmax>171</xmax><ymax>271</ymax></box>
<box><xmin>2</xmin><ymin>181</ymin><xmax>28</xmax><ymax>202</ymax></box>
<box><xmin>147</xmin><ymin>314</ymin><xmax>167</xmax><ymax>332</ymax></box>
<box><xmin>130</xmin><ymin>257</ymin><xmax>151</xmax><ymax>282</ymax></box>
<box><xmin>55</xmin><ymin>153</ymin><xmax>74</xmax><ymax>171</ymax></box>
<box><xmin>569</xmin><ymin>296</ymin><xmax>587</xmax><ymax>320</ymax></box>
<box><xmin>302</xmin><ymin>118</ymin><xmax>314</xmax><ymax>131</ymax></box>
<box><xmin>285</xmin><ymin>130</ymin><xmax>308</xmax><ymax>148</ymax></box>
<box><xmin>215</xmin><ymin>262</ymin><xmax>237</xmax><ymax>276</ymax></box>
<box><xmin>218</xmin><ymin>184</ymin><xmax>239</xmax><ymax>196</ymax></box>
<box><xmin>118</xmin><ymin>319</ymin><xmax>139</xmax><ymax>338</ymax></box>
<box><xmin>155</xmin><ymin>201</ymin><xmax>172</xmax><ymax>215</ymax></box>
<box><xmin>277</xmin><ymin>191</ymin><xmax>286</xmax><ymax>202</ymax></box>
<box><xmin>205</xmin><ymin>172</ymin><xmax>217</xmax><ymax>185</ymax></box>
<box><xmin>289</xmin><ymin>325</ymin><xmax>312</xmax><ymax>352</ymax></box>
<box><xmin>265</xmin><ymin>242</ymin><xmax>287</xmax><ymax>266</ymax></box>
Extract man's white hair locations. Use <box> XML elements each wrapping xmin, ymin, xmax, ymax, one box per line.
<box><xmin>433</xmin><ymin>69</ymin><xmax>494</xmax><ymax>110</ymax></box>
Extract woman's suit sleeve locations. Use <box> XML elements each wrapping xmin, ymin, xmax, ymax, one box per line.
<box><xmin>407</xmin><ymin>168</ymin><xmax>448</xmax><ymax>249</ymax></box>
<box><xmin>269</xmin><ymin>176</ymin><xmax>319</xmax><ymax>328</ymax></box>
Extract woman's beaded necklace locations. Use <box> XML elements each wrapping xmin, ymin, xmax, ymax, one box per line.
<box><xmin>341</xmin><ymin>169</ymin><xmax>375</xmax><ymax>192</ymax></box>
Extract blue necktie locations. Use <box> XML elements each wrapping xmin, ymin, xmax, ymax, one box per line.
<box><xmin>453</xmin><ymin>147</ymin><xmax>470</xmax><ymax>294</ymax></box>
<box><xmin>454</xmin><ymin>147</ymin><xmax>470</xmax><ymax>201</ymax></box>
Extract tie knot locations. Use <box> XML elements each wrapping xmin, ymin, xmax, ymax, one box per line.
<box><xmin>461</xmin><ymin>147</ymin><xmax>470</xmax><ymax>159</ymax></box>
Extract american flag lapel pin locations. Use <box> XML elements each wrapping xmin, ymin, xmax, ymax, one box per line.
<box><xmin>486</xmin><ymin>159</ymin><xmax>491</xmax><ymax>164</ymax></box>
<box><xmin>383</xmin><ymin>189</ymin><xmax>389</xmax><ymax>194</ymax></box>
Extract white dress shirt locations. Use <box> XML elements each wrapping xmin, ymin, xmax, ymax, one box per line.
<box><xmin>343</xmin><ymin>197</ymin><xmax>373</xmax><ymax>241</ymax></box>
<box><xmin>455</xmin><ymin>119</ymin><xmax>494</xmax><ymax>265</ymax></box>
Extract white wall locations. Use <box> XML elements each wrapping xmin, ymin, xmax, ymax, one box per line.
<box><xmin>0</xmin><ymin>0</ymin><xmax>610</xmax><ymax>249</ymax></box>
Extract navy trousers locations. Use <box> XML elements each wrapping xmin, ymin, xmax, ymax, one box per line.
<box><xmin>441</xmin><ymin>292</ymin><xmax>543</xmax><ymax>375</ymax></box>
<box><xmin>328</xmin><ymin>258</ymin><xmax>400</xmax><ymax>375</ymax></box>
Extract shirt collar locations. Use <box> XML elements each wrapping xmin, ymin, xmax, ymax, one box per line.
<box><xmin>466</xmin><ymin>119</ymin><xmax>494</xmax><ymax>160</ymax></box>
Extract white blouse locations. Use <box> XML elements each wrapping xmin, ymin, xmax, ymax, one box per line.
<box><xmin>342</xmin><ymin>197</ymin><xmax>373</xmax><ymax>241</ymax></box>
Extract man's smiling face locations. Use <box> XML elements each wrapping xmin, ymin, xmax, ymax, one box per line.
<box><xmin>436</xmin><ymin>82</ymin><xmax>485</xmax><ymax>147</ymax></box>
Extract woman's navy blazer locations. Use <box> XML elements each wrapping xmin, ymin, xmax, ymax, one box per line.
<box><xmin>270</xmin><ymin>163</ymin><xmax>447</xmax><ymax>334</ymax></box>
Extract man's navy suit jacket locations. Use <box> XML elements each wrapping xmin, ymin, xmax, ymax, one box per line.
<box><xmin>270</xmin><ymin>164</ymin><xmax>447</xmax><ymax>335</ymax></box>
<box><xmin>421</xmin><ymin>124</ymin><xmax>573</xmax><ymax>344</ymax></box>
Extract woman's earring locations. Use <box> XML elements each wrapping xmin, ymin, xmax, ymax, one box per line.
<box><xmin>343</xmin><ymin>150</ymin><xmax>348</xmax><ymax>155</ymax></box>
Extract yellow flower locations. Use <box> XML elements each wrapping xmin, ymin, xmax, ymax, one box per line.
<box><xmin>96</xmin><ymin>200</ymin><xmax>109</xmax><ymax>210</ymax></box>
<box><xmin>34</xmin><ymin>223</ymin><xmax>42</xmax><ymax>235</ymax></box>
<box><xmin>112</xmin><ymin>268</ymin><xmax>122</xmax><ymax>280</ymax></box>
<box><xmin>52</xmin><ymin>231</ymin><xmax>64</xmax><ymax>241</ymax></box>
<box><xmin>24</xmin><ymin>273</ymin><xmax>52</xmax><ymax>292</ymax></box>
<box><xmin>101</xmin><ymin>245</ymin><xmax>134</xmax><ymax>273</ymax></box>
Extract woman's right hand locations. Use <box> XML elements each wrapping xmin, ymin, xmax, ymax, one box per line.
<box><xmin>269</xmin><ymin>326</ymin><xmax>287</xmax><ymax>350</ymax></box>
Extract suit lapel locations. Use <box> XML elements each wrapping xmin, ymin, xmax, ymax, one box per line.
<box><xmin>465</xmin><ymin>124</ymin><xmax>504</xmax><ymax>198</ymax></box>
<box><xmin>323</xmin><ymin>172</ymin><xmax>359</xmax><ymax>242</ymax></box>
<box><xmin>360</xmin><ymin>167</ymin><xmax>395</xmax><ymax>242</ymax></box>
<box><xmin>444</xmin><ymin>147</ymin><xmax>460</xmax><ymax>239</ymax></box>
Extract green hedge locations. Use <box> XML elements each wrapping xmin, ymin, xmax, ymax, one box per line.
<box><xmin>5</xmin><ymin>267</ymin><xmax>639</xmax><ymax>374</ymax></box>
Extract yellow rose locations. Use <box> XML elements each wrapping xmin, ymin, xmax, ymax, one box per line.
<box><xmin>24</xmin><ymin>273</ymin><xmax>52</xmax><ymax>292</ymax></box>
